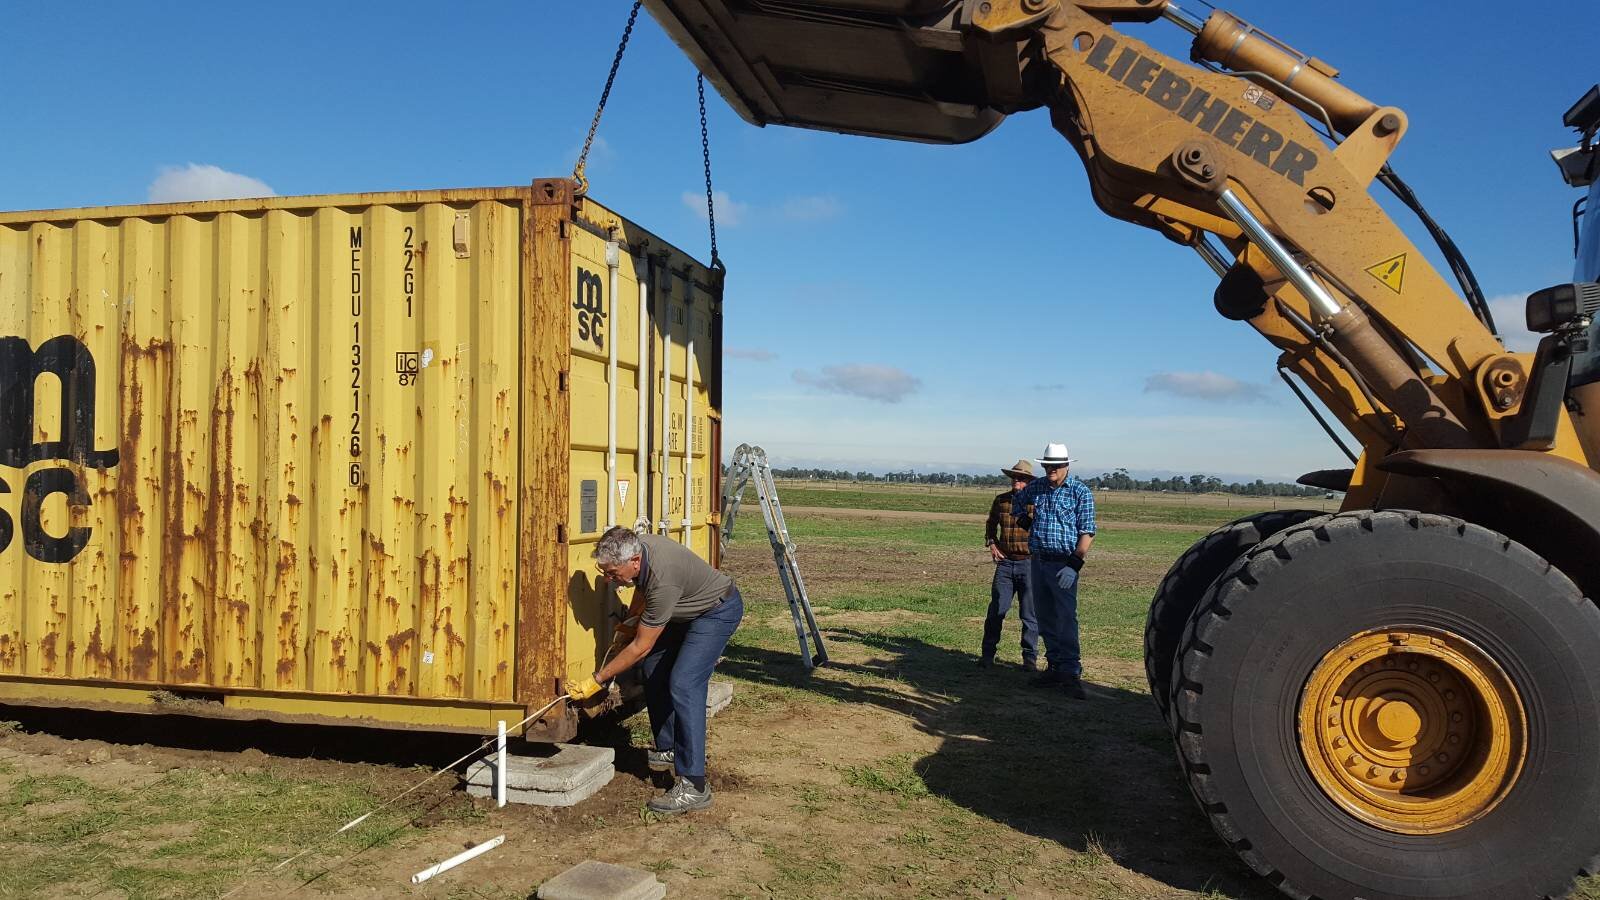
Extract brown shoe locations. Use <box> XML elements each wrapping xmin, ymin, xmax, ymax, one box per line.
<box><xmin>1029</xmin><ymin>668</ymin><xmax>1063</xmax><ymax>688</ymax></box>
<box><xmin>1061</xmin><ymin>675</ymin><xmax>1088</xmax><ymax>700</ymax></box>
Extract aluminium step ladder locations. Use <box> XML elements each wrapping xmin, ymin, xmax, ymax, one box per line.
<box><xmin>720</xmin><ymin>444</ymin><xmax>828</xmax><ymax>669</ymax></box>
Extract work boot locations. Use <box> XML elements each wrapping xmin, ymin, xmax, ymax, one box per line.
<box><xmin>1029</xmin><ymin>667</ymin><xmax>1063</xmax><ymax>688</ymax></box>
<box><xmin>647</xmin><ymin>748</ymin><xmax>675</xmax><ymax>772</ymax></box>
<box><xmin>647</xmin><ymin>777</ymin><xmax>713</xmax><ymax>816</ymax></box>
<box><xmin>1061</xmin><ymin>675</ymin><xmax>1088</xmax><ymax>700</ymax></box>
<box><xmin>1021</xmin><ymin>658</ymin><xmax>1038</xmax><ymax>673</ymax></box>
<box><xmin>977</xmin><ymin>654</ymin><xmax>994</xmax><ymax>669</ymax></box>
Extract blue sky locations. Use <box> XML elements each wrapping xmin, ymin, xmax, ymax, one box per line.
<box><xmin>3</xmin><ymin>2</ymin><xmax>1594</xmax><ymax>480</ymax></box>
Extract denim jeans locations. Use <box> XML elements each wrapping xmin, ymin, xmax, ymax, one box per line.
<box><xmin>982</xmin><ymin>557</ymin><xmax>1037</xmax><ymax>662</ymax></box>
<box><xmin>1029</xmin><ymin>557</ymin><xmax>1082</xmax><ymax>675</ymax></box>
<box><xmin>640</xmin><ymin>589</ymin><xmax>744</xmax><ymax>778</ymax></box>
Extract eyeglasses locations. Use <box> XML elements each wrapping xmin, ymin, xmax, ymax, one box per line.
<box><xmin>1043</xmin><ymin>463</ymin><xmax>1068</xmax><ymax>472</ymax></box>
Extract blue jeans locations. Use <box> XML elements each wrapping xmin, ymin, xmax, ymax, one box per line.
<box><xmin>1029</xmin><ymin>557</ymin><xmax>1082</xmax><ymax>675</ymax></box>
<box><xmin>640</xmin><ymin>589</ymin><xmax>744</xmax><ymax>779</ymax></box>
<box><xmin>982</xmin><ymin>558</ymin><xmax>1037</xmax><ymax>662</ymax></box>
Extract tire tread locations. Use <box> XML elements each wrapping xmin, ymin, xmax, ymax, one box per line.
<box><xmin>1168</xmin><ymin>510</ymin><xmax>1596</xmax><ymax>900</ymax></box>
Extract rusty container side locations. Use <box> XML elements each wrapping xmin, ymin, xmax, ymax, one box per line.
<box><xmin>559</xmin><ymin>193</ymin><xmax>724</xmax><ymax>687</ymax></box>
<box><xmin>0</xmin><ymin>189</ymin><xmax>527</xmax><ymax>729</ymax></box>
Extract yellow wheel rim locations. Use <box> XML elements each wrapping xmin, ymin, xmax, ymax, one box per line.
<box><xmin>1298</xmin><ymin>627</ymin><xmax>1526</xmax><ymax>834</ymax></box>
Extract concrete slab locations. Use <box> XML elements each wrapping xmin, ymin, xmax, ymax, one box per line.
<box><xmin>536</xmin><ymin>860</ymin><xmax>666</xmax><ymax>900</ymax></box>
<box><xmin>706</xmin><ymin>680</ymin><xmax>734</xmax><ymax>719</ymax></box>
<box><xmin>464</xmin><ymin>743</ymin><xmax>616</xmax><ymax>807</ymax></box>
<box><xmin>466</xmin><ymin>764</ymin><xmax>613</xmax><ymax>807</ymax></box>
<box><xmin>465</xmin><ymin>743</ymin><xmax>614</xmax><ymax>792</ymax></box>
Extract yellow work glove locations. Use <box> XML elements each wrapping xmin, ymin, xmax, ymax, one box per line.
<box><xmin>567</xmin><ymin>676</ymin><xmax>604</xmax><ymax>702</ymax></box>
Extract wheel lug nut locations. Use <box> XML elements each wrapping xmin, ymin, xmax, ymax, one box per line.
<box><xmin>1333</xmin><ymin>736</ymin><xmax>1347</xmax><ymax>748</ymax></box>
<box><xmin>1407</xmin><ymin>662</ymin><xmax>1419</xmax><ymax>672</ymax></box>
<box><xmin>1452</xmin><ymin>713</ymin><xmax>1463</xmax><ymax>723</ymax></box>
<box><xmin>1444</xmin><ymin>690</ymin><xmax>1455</xmax><ymax>700</ymax></box>
<box><xmin>1428</xmin><ymin>673</ymin><xmax>1440</xmax><ymax>683</ymax></box>
<box><xmin>1390</xmin><ymin>770</ymin><xmax>1404</xmax><ymax>782</ymax></box>
<box><xmin>1344</xmin><ymin>753</ymin><xmax>1362</xmax><ymax>768</ymax></box>
<box><xmin>1368</xmin><ymin>766</ymin><xmax>1381</xmax><ymax>778</ymax></box>
<box><xmin>1420</xmin><ymin>766</ymin><xmax>1431</xmax><ymax>776</ymax></box>
<box><xmin>1437</xmin><ymin>753</ymin><xmax>1448</xmax><ymax>763</ymax></box>
<box><xmin>1448</xmin><ymin>735</ymin><xmax>1460</xmax><ymax>744</ymax></box>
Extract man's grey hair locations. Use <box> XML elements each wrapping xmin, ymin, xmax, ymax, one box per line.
<box><xmin>593</xmin><ymin>526</ymin><xmax>644</xmax><ymax>567</ymax></box>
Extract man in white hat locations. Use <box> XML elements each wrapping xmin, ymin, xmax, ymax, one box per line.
<box><xmin>980</xmin><ymin>459</ymin><xmax>1039</xmax><ymax>670</ymax></box>
<box><xmin>1011</xmin><ymin>442</ymin><xmax>1097</xmax><ymax>699</ymax></box>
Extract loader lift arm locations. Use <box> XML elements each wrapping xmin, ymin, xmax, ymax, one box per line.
<box><xmin>644</xmin><ymin>2</ymin><xmax>1600</xmax><ymax>898</ymax></box>
<box><xmin>645</xmin><ymin>0</ymin><xmax>1599</xmax><ymax>496</ymax></box>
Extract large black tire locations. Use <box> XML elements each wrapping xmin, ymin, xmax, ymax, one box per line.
<box><xmin>1171</xmin><ymin>511</ymin><xmax>1600</xmax><ymax>900</ymax></box>
<box><xmin>1144</xmin><ymin>509</ymin><xmax>1323</xmax><ymax>720</ymax></box>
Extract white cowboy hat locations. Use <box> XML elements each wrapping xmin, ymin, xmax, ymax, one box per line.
<box><xmin>1034</xmin><ymin>442</ymin><xmax>1075</xmax><ymax>465</ymax></box>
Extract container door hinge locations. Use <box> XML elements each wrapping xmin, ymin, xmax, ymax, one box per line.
<box><xmin>556</xmin><ymin>523</ymin><xmax>568</xmax><ymax>544</ymax></box>
<box><xmin>558</xmin><ymin>370</ymin><xmax>569</xmax><ymax>392</ymax></box>
<box><xmin>453</xmin><ymin>213</ymin><xmax>471</xmax><ymax>258</ymax></box>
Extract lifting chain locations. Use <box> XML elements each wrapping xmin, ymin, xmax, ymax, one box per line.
<box><xmin>572</xmin><ymin>0</ymin><xmax>642</xmax><ymax>196</ymax></box>
<box><xmin>698</xmin><ymin>73</ymin><xmax>724</xmax><ymax>272</ymax></box>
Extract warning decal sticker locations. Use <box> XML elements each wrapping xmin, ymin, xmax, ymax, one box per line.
<box><xmin>1365</xmin><ymin>253</ymin><xmax>1406</xmax><ymax>294</ymax></box>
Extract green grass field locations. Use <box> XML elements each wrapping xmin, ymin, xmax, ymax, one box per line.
<box><xmin>772</xmin><ymin>481</ymin><xmax>1340</xmax><ymax>525</ymax></box>
<box><xmin>0</xmin><ymin>482</ymin><xmax>1590</xmax><ymax>899</ymax></box>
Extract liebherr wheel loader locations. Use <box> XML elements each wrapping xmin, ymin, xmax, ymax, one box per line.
<box><xmin>642</xmin><ymin>1</ymin><xmax>1600</xmax><ymax>897</ymax></box>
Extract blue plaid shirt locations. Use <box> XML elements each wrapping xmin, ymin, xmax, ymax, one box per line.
<box><xmin>1012</xmin><ymin>476</ymin><xmax>1096</xmax><ymax>554</ymax></box>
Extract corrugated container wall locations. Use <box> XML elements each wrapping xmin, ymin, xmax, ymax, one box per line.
<box><xmin>0</xmin><ymin>180</ymin><xmax>722</xmax><ymax>738</ymax></box>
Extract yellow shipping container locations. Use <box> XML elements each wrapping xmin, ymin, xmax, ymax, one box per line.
<box><xmin>0</xmin><ymin>179</ymin><xmax>722</xmax><ymax>739</ymax></box>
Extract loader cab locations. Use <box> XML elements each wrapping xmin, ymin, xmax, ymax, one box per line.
<box><xmin>1556</xmin><ymin>85</ymin><xmax>1600</xmax><ymax>279</ymax></box>
<box><xmin>1578</xmin><ymin>176</ymin><xmax>1600</xmax><ymax>281</ymax></box>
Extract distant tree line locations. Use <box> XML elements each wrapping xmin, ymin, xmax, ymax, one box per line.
<box><xmin>766</xmin><ymin>467</ymin><xmax>1011</xmax><ymax>486</ymax></box>
<box><xmin>1083</xmin><ymin>468</ymin><xmax>1326</xmax><ymax>497</ymax></box>
<box><xmin>761</xmin><ymin>465</ymin><xmax>1329</xmax><ymax>496</ymax></box>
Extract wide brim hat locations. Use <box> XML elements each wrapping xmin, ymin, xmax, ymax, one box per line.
<box><xmin>1001</xmin><ymin>459</ymin><xmax>1034</xmax><ymax>480</ymax></box>
<box><xmin>1033</xmin><ymin>442</ymin><xmax>1075</xmax><ymax>465</ymax></box>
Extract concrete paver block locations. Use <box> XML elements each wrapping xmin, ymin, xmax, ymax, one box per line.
<box><xmin>464</xmin><ymin>743</ymin><xmax>616</xmax><ymax>807</ymax></box>
<box><xmin>467</xmin><ymin>764</ymin><xmax>613</xmax><ymax>807</ymax></box>
<box><xmin>706</xmin><ymin>680</ymin><xmax>734</xmax><ymax>718</ymax></box>
<box><xmin>536</xmin><ymin>860</ymin><xmax>666</xmax><ymax>900</ymax></box>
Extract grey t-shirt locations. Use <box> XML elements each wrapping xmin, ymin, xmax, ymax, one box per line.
<box><xmin>637</xmin><ymin>534</ymin><xmax>735</xmax><ymax>626</ymax></box>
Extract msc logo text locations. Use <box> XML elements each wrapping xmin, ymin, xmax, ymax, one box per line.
<box><xmin>0</xmin><ymin>336</ymin><xmax>119</xmax><ymax>564</ymax></box>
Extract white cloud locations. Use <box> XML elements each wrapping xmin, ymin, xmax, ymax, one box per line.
<box><xmin>1144</xmin><ymin>371</ymin><xmax>1269</xmax><ymax>403</ymax></box>
<box><xmin>727</xmin><ymin>347</ymin><xmax>777</xmax><ymax>361</ymax></box>
<box><xmin>1486</xmin><ymin>293</ymin><xmax>1540</xmax><ymax>352</ymax></box>
<box><xmin>793</xmin><ymin>364</ymin><xmax>921</xmax><ymax>403</ymax></box>
<box><xmin>148</xmin><ymin>164</ymin><xmax>275</xmax><ymax>203</ymax></box>
<box><xmin>779</xmin><ymin>195</ymin><xmax>843</xmax><ymax>221</ymax></box>
<box><xmin>682</xmin><ymin>190</ymin><xmax>746</xmax><ymax>227</ymax></box>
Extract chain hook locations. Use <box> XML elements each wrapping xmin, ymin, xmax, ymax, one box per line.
<box><xmin>698</xmin><ymin>73</ymin><xmax>722</xmax><ymax>271</ymax></box>
<box><xmin>573</xmin><ymin>1</ymin><xmax>642</xmax><ymax>196</ymax></box>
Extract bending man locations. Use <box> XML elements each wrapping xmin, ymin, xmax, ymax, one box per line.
<box><xmin>569</xmin><ymin>526</ymin><xmax>744</xmax><ymax>815</ymax></box>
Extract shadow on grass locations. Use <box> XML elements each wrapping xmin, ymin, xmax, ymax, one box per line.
<box><xmin>720</xmin><ymin>629</ymin><xmax>1278</xmax><ymax>899</ymax></box>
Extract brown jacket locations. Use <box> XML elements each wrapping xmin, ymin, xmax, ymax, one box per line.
<box><xmin>985</xmin><ymin>490</ymin><xmax>1032</xmax><ymax>560</ymax></box>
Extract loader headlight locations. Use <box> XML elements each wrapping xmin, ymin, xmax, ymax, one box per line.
<box><xmin>1525</xmin><ymin>282</ymin><xmax>1600</xmax><ymax>333</ymax></box>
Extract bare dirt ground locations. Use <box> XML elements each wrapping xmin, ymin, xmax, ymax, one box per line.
<box><xmin>0</xmin><ymin>502</ymin><xmax>1279</xmax><ymax>899</ymax></box>
<box><xmin>0</xmin><ymin>641</ymin><xmax>1257</xmax><ymax>900</ymax></box>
